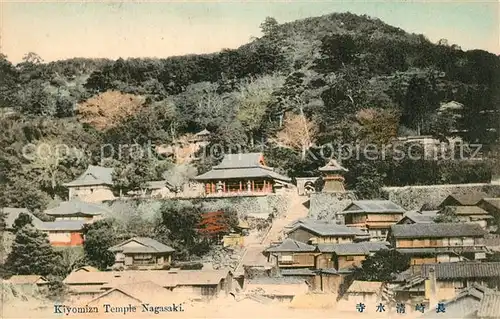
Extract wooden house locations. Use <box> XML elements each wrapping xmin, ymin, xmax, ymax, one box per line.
<box><xmin>439</xmin><ymin>192</ymin><xmax>488</xmax><ymax>207</ymax></box>
<box><xmin>7</xmin><ymin>275</ymin><xmax>49</xmax><ymax>287</ymax></box>
<box><xmin>244</xmin><ymin>277</ymin><xmax>309</xmax><ymax>302</ymax></box>
<box><xmin>340</xmin><ymin>200</ymin><xmax>406</xmax><ymax>241</ymax></box>
<box><xmin>476</xmin><ymin>292</ymin><xmax>500</xmax><ymax>319</ymax></box>
<box><xmin>418</xmin><ymin>284</ymin><xmax>494</xmax><ymax>319</ymax></box>
<box><xmin>397</xmin><ymin>211</ymin><xmax>438</xmax><ymax>225</ymax></box>
<box><xmin>193</xmin><ymin>153</ymin><xmax>291</xmax><ymax>196</ymax></box>
<box><xmin>63</xmin><ymin>165</ymin><xmax>115</xmax><ymax>202</ymax></box>
<box><xmin>478</xmin><ymin>198</ymin><xmax>500</xmax><ymax>232</ymax></box>
<box><xmin>389</xmin><ymin>223</ymin><xmax>488</xmax><ymax>265</ymax></box>
<box><xmin>85</xmin><ymin>281</ymin><xmax>180</xmax><ymax>308</ymax></box>
<box><xmin>264</xmin><ymin>238</ymin><xmax>318</xmax><ymax>269</ymax></box>
<box><xmin>316</xmin><ymin>241</ymin><xmax>389</xmax><ymax>270</ymax></box>
<box><xmin>394</xmin><ymin>262</ymin><xmax>500</xmax><ymax>304</ymax></box>
<box><xmin>108</xmin><ymin>237</ymin><xmax>175</xmax><ymax>270</ymax></box>
<box><xmin>437</xmin><ymin>193</ymin><xmax>494</xmax><ymax>229</ymax></box>
<box><xmin>63</xmin><ymin>269</ymin><xmax>233</xmax><ymax>299</ymax></box>
<box><xmin>285</xmin><ymin>220</ymin><xmax>367</xmax><ymax>245</ymax></box>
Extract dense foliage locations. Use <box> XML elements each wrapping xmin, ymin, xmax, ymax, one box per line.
<box><xmin>1</xmin><ymin>12</ymin><xmax>499</xmax><ymax>208</ymax></box>
<box><xmin>353</xmin><ymin>249</ymin><xmax>410</xmax><ymax>282</ymax></box>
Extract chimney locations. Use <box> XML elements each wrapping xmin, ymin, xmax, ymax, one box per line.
<box><xmin>425</xmin><ymin>267</ymin><xmax>438</xmax><ymax>307</ymax></box>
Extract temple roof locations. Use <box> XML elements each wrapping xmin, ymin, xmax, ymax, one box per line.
<box><xmin>63</xmin><ymin>165</ymin><xmax>113</xmax><ymax>187</ymax></box>
<box><xmin>193</xmin><ymin>153</ymin><xmax>291</xmax><ymax>182</ymax></box>
<box><xmin>318</xmin><ymin>158</ymin><xmax>348</xmax><ymax>172</ymax></box>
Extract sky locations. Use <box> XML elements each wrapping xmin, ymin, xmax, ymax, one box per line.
<box><xmin>1</xmin><ymin>0</ymin><xmax>499</xmax><ymax>63</ymax></box>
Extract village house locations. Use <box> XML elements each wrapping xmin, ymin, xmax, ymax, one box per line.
<box><xmin>108</xmin><ymin>237</ymin><xmax>175</xmax><ymax>270</ymax></box>
<box><xmin>439</xmin><ymin>192</ymin><xmax>488</xmax><ymax>208</ymax></box>
<box><xmin>438</xmin><ymin>192</ymin><xmax>494</xmax><ymax>229</ymax></box>
<box><xmin>477</xmin><ymin>198</ymin><xmax>500</xmax><ymax>232</ymax></box>
<box><xmin>337</xmin><ymin>280</ymin><xmax>387</xmax><ymax>311</ymax></box>
<box><xmin>73</xmin><ymin>266</ymin><xmax>99</xmax><ymax>273</ymax></box>
<box><xmin>85</xmin><ymin>281</ymin><xmax>181</xmax><ymax>308</ymax></box>
<box><xmin>419</xmin><ymin>283</ymin><xmax>494</xmax><ymax>319</ymax></box>
<box><xmin>339</xmin><ymin>200</ymin><xmax>406</xmax><ymax>241</ymax></box>
<box><xmin>285</xmin><ymin>219</ymin><xmax>367</xmax><ymax>245</ymax></box>
<box><xmin>7</xmin><ymin>275</ymin><xmax>49</xmax><ymax>288</ymax></box>
<box><xmin>396</xmin><ymin>210</ymin><xmax>439</xmax><ymax>225</ymax></box>
<box><xmin>193</xmin><ymin>152</ymin><xmax>291</xmax><ymax>196</ymax></box>
<box><xmin>63</xmin><ymin>165</ymin><xmax>115</xmax><ymax>202</ymax></box>
<box><xmin>63</xmin><ymin>269</ymin><xmax>233</xmax><ymax>299</ymax></box>
<box><xmin>393</xmin><ymin>262</ymin><xmax>500</xmax><ymax>304</ymax></box>
<box><xmin>243</xmin><ymin>277</ymin><xmax>309</xmax><ymax>302</ymax></box>
<box><xmin>316</xmin><ymin>241</ymin><xmax>389</xmax><ymax>270</ymax></box>
<box><xmin>264</xmin><ymin>238</ymin><xmax>318</xmax><ymax>269</ymax></box>
<box><xmin>389</xmin><ymin>223</ymin><xmax>488</xmax><ymax>265</ymax></box>
<box><xmin>476</xmin><ymin>291</ymin><xmax>500</xmax><ymax>319</ymax></box>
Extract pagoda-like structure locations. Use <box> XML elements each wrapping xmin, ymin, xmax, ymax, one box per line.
<box><xmin>319</xmin><ymin>158</ymin><xmax>348</xmax><ymax>192</ymax></box>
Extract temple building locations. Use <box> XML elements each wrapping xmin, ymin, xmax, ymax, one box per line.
<box><xmin>319</xmin><ymin>158</ymin><xmax>348</xmax><ymax>192</ymax></box>
<box><xmin>193</xmin><ymin>152</ymin><xmax>291</xmax><ymax>195</ymax></box>
<box><xmin>63</xmin><ymin>165</ymin><xmax>115</xmax><ymax>202</ymax></box>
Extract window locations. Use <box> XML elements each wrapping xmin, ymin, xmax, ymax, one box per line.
<box><xmin>280</xmin><ymin>255</ymin><xmax>293</xmax><ymax>263</ymax></box>
<box><xmin>346</xmin><ymin>256</ymin><xmax>354</xmax><ymax>261</ymax></box>
<box><xmin>381</xmin><ymin>230</ymin><xmax>387</xmax><ymax>236</ymax></box>
<box><xmin>201</xmin><ymin>286</ymin><xmax>213</xmax><ymax>296</ymax></box>
<box><xmin>90</xmin><ymin>188</ymin><xmax>94</xmax><ymax>193</ymax></box>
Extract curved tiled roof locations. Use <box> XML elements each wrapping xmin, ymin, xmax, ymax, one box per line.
<box><xmin>44</xmin><ymin>198</ymin><xmax>111</xmax><ymax>216</ymax></box>
<box><xmin>194</xmin><ymin>153</ymin><xmax>291</xmax><ymax>182</ymax></box>
<box><xmin>390</xmin><ymin>222</ymin><xmax>486</xmax><ymax>239</ymax></box>
<box><xmin>64</xmin><ymin>165</ymin><xmax>113</xmax><ymax>187</ymax></box>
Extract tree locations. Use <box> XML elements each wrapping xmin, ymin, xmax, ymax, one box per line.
<box><xmin>82</xmin><ymin>219</ymin><xmax>119</xmax><ymax>270</ymax></box>
<box><xmin>356</xmin><ymin>108</ymin><xmax>400</xmax><ymax>145</ymax></box>
<box><xmin>24</xmin><ymin>138</ymin><xmax>81</xmax><ymax>199</ymax></box>
<box><xmin>112</xmin><ymin>156</ymin><xmax>158</xmax><ymax>196</ymax></box>
<box><xmin>77</xmin><ymin>90</ymin><xmax>146</xmax><ymax>131</ymax></box>
<box><xmin>12</xmin><ymin>212</ymin><xmax>33</xmax><ymax>232</ymax></box>
<box><xmin>433</xmin><ymin>206</ymin><xmax>460</xmax><ymax>223</ymax></box>
<box><xmin>260</xmin><ymin>17</ymin><xmax>279</xmax><ymax>38</ymax></box>
<box><xmin>235</xmin><ymin>75</ymin><xmax>284</xmax><ymax>146</ymax></box>
<box><xmin>354</xmin><ymin>249</ymin><xmax>410</xmax><ymax>282</ymax></box>
<box><xmin>273</xmin><ymin>112</ymin><xmax>318</xmax><ymax>160</ymax></box>
<box><xmin>5</xmin><ymin>225</ymin><xmax>62</xmax><ymax>276</ymax></box>
<box><xmin>155</xmin><ymin>201</ymin><xmax>208</xmax><ymax>260</ymax></box>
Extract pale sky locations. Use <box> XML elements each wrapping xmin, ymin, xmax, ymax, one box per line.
<box><xmin>1</xmin><ymin>0</ymin><xmax>499</xmax><ymax>64</ymax></box>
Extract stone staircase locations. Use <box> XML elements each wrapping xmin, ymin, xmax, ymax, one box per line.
<box><xmin>260</xmin><ymin>187</ymin><xmax>309</xmax><ymax>245</ymax></box>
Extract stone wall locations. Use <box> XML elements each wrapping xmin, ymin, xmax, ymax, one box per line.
<box><xmin>382</xmin><ymin>183</ymin><xmax>500</xmax><ymax>210</ymax></box>
<box><xmin>200</xmin><ymin>194</ymin><xmax>288</xmax><ymax>219</ymax></box>
<box><xmin>308</xmin><ymin>192</ymin><xmax>356</xmax><ymax>221</ymax></box>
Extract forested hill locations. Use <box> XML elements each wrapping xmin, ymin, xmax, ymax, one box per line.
<box><xmin>1</xmin><ymin>12</ymin><xmax>499</xmax><ymax>210</ymax></box>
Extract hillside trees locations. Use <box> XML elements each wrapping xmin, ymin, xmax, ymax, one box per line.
<box><xmin>82</xmin><ymin>219</ymin><xmax>120</xmax><ymax>270</ymax></box>
<box><xmin>235</xmin><ymin>75</ymin><xmax>285</xmax><ymax>146</ymax></box>
<box><xmin>155</xmin><ymin>201</ymin><xmax>209</xmax><ymax>259</ymax></box>
<box><xmin>354</xmin><ymin>249</ymin><xmax>410</xmax><ymax>282</ymax></box>
<box><xmin>5</xmin><ymin>225</ymin><xmax>63</xmax><ymax>276</ymax></box>
<box><xmin>77</xmin><ymin>90</ymin><xmax>146</xmax><ymax>131</ymax></box>
<box><xmin>273</xmin><ymin>113</ymin><xmax>318</xmax><ymax>160</ymax></box>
